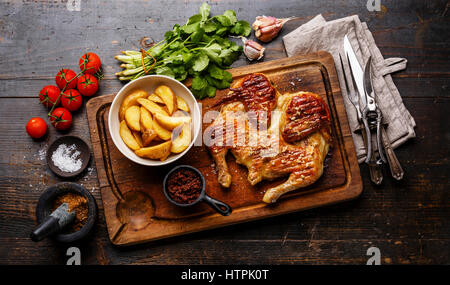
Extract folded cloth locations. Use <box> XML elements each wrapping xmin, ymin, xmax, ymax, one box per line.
<box><xmin>283</xmin><ymin>15</ymin><xmax>416</xmax><ymax>163</ymax></box>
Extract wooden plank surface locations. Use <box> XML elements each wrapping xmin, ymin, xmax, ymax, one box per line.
<box><xmin>0</xmin><ymin>0</ymin><xmax>449</xmax><ymax>264</ymax></box>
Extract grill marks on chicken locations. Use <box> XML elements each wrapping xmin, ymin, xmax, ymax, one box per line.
<box><xmin>261</xmin><ymin>129</ymin><xmax>331</xmax><ymax>203</ymax></box>
<box><xmin>207</xmin><ymin>73</ymin><xmax>331</xmax><ymax>203</ymax></box>
<box><xmin>214</xmin><ymin>73</ymin><xmax>277</xmax><ymax>128</ymax></box>
<box><xmin>282</xmin><ymin>92</ymin><xmax>330</xmax><ymax>143</ymax></box>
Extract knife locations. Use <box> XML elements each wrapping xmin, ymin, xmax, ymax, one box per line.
<box><xmin>343</xmin><ymin>36</ymin><xmax>377</xmax><ymax>164</ymax></box>
<box><xmin>339</xmin><ymin>54</ymin><xmax>383</xmax><ymax>185</ymax></box>
<box><xmin>363</xmin><ymin>57</ymin><xmax>404</xmax><ymax>180</ymax></box>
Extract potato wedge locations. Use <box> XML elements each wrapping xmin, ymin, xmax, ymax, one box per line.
<box><xmin>137</xmin><ymin>98</ymin><xmax>169</xmax><ymax>117</ymax></box>
<box><xmin>152</xmin><ymin>117</ymin><xmax>172</xmax><ymax>141</ymax></box>
<box><xmin>154</xmin><ymin>113</ymin><xmax>191</xmax><ymax>130</ymax></box>
<box><xmin>135</xmin><ymin>141</ymin><xmax>171</xmax><ymax>160</ymax></box>
<box><xmin>142</xmin><ymin>128</ymin><xmax>157</xmax><ymax>146</ymax></box>
<box><xmin>176</xmin><ymin>96</ymin><xmax>190</xmax><ymax>112</ymax></box>
<box><xmin>132</xmin><ymin>130</ymin><xmax>143</xmax><ymax>148</ymax></box>
<box><xmin>148</xmin><ymin>93</ymin><xmax>164</xmax><ymax>104</ymax></box>
<box><xmin>140</xmin><ymin>107</ymin><xmax>153</xmax><ymax>130</ymax></box>
<box><xmin>154</xmin><ymin>85</ymin><xmax>177</xmax><ymax>115</ymax></box>
<box><xmin>120</xmin><ymin>120</ymin><xmax>140</xmax><ymax>151</ymax></box>
<box><xmin>160</xmin><ymin>151</ymin><xmax>171</xmax><ymax>162</ymax></box>
<box><xmin>125</xmin><ymin>105</ymin><xmax>141</xmax><ymax>131</ymax></box>
<box><xmin>172</xmin><ymin>110</ymin><xmax>190</xmax><ymax>117</ymax></box>
<box><xmin>119</xmin><ymin>89</ymin><xmax>148</xmax><ymax>121</ymax></box>
<box><xmin>171</xmin><ymin>123</ymin><xmax>191</xmax><ymax>153</ymax></box>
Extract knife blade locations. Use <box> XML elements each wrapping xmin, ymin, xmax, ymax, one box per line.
<box><xmin>339</xmin><ymin>54</ymin><xmax>362</xmax><ymax>119</ymax></box>
<box><xmin>343</xmin><ymin>35</ymin><xmax>367</xmax><ymax>108</ymax></box>
<box><xmin>344</xmin><ymin>35</ymin><xmax>376</xmax><ymax>164</ymax></box>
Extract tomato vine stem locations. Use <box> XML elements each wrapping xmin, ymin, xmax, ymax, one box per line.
<box><xmin>46</xmin><ymin>66</ymin><xmax>101</xmax><ymax>118</ymax></box>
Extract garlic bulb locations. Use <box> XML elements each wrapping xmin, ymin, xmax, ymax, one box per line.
<box><xmin>252</xmin><ymin>16</ymin><xmax>296</xmax><ymax>43</ymax></box>
<box><xmin>241</xmin><ymin>37</ymin><xmax>265</xmax><ymax>61</ymax></box>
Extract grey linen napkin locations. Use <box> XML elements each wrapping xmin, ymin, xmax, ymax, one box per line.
<box><xmin>283</xmin><ymin>15</ymin><xmax>416</xmax><ymax>163</ymax></box>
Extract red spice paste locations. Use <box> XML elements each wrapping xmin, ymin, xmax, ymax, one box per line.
<box><xmin>167</xmin><ymin>168</ymin><xmax>203</xmax><ymax>204</ymax></box>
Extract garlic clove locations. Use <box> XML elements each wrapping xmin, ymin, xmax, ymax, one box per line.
<box><xmin>252</xmin><ymin>15</ymin><xmax>296</xmax><ymax>43</ymax></box>
<box><xmin>242</xmin><ymin>37</ymin><xmax>265</xmax><ymax>61</ymax></box>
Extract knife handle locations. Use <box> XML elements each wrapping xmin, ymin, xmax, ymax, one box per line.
<box><xmin>375</xmin><ymin>110</ymin><xmax>387</xmax><ymax>163</ymax></box>
<box><xmin>360</xmin><ymin>122</ymin><xmax>383</xmax><ymax>185</ymax></box>
<box><xmin>380</xmin><ymin>126</ymin><xmax>404</xmax><ymax>180</ymax></box>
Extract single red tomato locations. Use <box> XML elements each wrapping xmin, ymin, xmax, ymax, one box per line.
<box><xmin>55</xmin><ymin>69</ymin><xmax>77</xmax><ymax>90</ymax></box>
<box><xmin>61</xmin><ymin>89</ymin><xmax>83</xmax><ymax>112</ymax></box>
<box><xmin>26</xmin><ymin>117</ymin><xmax>47</xmax><ymax>139</ymax></box>
<box><xmin>77</xmin><ymin>73</ymin><xmax>99</xmax><ymax>96</ymax></box>
<box><xmin>50</xmin><ymin>107</ymin><xmax>73</xmax><ymax>131</ymax></box>
<box><xmin>79</xmin><ymin>52</ymin><xmax>101</xmax><ymax>74</ymax></box>
<box><xmin>39</xmin><ymin>85</ymin><xmax>61</xmax><ymax>108</ymax></box>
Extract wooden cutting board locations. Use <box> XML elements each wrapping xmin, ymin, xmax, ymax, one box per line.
<box><xmin>86</xmin><ymin>51</ymin><xmax>362</xmax><ymax>246</ymax></box>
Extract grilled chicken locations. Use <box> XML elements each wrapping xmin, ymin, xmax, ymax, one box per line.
<box><xmin>206</xmin><ymin>73</ymin><xmax>331</xmax><ymax>203</ymax></box>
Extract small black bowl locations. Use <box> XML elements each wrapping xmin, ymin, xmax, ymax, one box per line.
<box><xmin>46</xmin><ymin>136</ymin><xmax>91</xmax><ymax>178</ymax></box>
<box><xmin>35</xmin><ymin>182</ymin><xmax>97</xmax><ymax>243</ymax></box>
<box><xmin>163</xmin><ymin>165</ymin><xmax>232</xmax><ymax>216</ymax></box>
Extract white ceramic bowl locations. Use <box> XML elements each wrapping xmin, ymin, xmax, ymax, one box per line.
<box><xmin>108</xmin><ymin>75</ymin><xmax>201</xmax><ymax>166</ymax></box>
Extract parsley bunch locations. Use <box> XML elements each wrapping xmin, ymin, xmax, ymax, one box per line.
<box><xmin>115</xmin><ymin>3</ymin><xmax>251</xmax><ymax>99</ymax></box>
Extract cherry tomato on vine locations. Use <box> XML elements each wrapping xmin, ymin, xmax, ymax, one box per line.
<box><xmin>55</xmin><ymin>69</ymin><xmax>77</xmax><ymax>90</ymax></box>
<box><xmin>79</xmin><ymin>52</ymin><xmax>101</xmax><ymax>74</ymax></box>
<box><xmin>77</xmin><ymin>73</ymin><xmax>98</xmax><ymax>96</ymax></box>
<box><xmin>26</xmin><ymin>117</ymin><xmax>47</xmax><ymax>139</ymax></box>
<box><xmin>50</xmin><ymin>107</ymin><xmax>73</xmax><ymax>131</ymax></box>
<box><xmin>61</xmin><ymin>89</ymin><xmax>83</xmax><ymax>112</ymax></box>
<box><xmin>39</xmin><ymin>85</ymin><xmax>61</xmax><ymax>108</ymax></box>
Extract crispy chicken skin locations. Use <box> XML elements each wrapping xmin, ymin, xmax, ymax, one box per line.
<box><xmin>207</xmin><ymin>73</ymin><xmax>331</xmax><ymax>203</ymax></box>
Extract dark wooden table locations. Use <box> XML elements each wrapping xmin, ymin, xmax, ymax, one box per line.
<box><xmin>0</xmin><ymin>0</ymin><xmax>448</xmax><ymax>265</ymax></box>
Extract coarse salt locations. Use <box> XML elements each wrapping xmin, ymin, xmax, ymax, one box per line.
<box><xmin>51</xmin><ymin>144</ymin><xmax>82</xmax><ymax>173</ymax></box>
<box><xmin>34</xmin><ymin>144</ymin><xmax>47</xmax><ymax>161</ymax></box>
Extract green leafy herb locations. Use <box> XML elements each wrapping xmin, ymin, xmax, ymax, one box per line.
<box><xmin>192</xmin><ymin>53</ymin><xmax>209</xmax><ymax>72</ymax></box>
<box><xmin>114</xmin><ymin>2</ymin><xmax>251</xmax><ymax>99</ymax></box>
<box><xmin>199</xmin><ymin>2</ymin><xmax>210</xmax><ymax>22</ymax></box>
